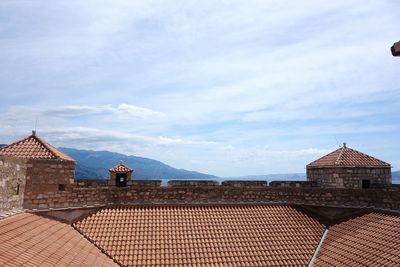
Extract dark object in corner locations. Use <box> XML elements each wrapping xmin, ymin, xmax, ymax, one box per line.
<box><xmin>391</xmin><ymin>41</ymin><xmax>400</xmax><ymax>56</ymax></box>
<box><xmin>58</xmin><ymin>184</ymin><xmax>66</xmax><ymax>191</ymax></box>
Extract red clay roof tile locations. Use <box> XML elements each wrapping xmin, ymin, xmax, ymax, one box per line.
<box><xmin>307</xmin><ymin>145</ymin><xmax>390</xmax><ymax>168</ymax></box>
<box><xmin>74</xmin><ymin>205</ymin><xmax>325</xmax><ymax>267</ymax></box>
<box><xmin>0</xmin><ymin>133</ymin><xmax>74</xmax><ymax>161</ymax></box>
<box><xmin>0</xmin><ymin>213</ymin><xmax>116</xmax><ymax>267</ymax></box>
<box><xmin>314</xmin><ymin>212</ymin><xmax>400</xmax><ymax>267</ymax></box>
<box><xmin>109</xmin><ymin>161</ymin><xmax>133</xmax><ymax>173</ymax></box>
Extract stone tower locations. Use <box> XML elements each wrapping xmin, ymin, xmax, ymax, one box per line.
<box><xmin>0</xmin><ymin>131</ymin><xmax>75</xmax><ymax>212</ymax></box>
<box><xmin>307</xmin><ymin>143</ymin><xmax>391</xmax><ymax>188</ymax></box>
<box><xmin>109</xmin><ymin>161</ymin><xmax>133</xmax><ymax>187</ymax></box>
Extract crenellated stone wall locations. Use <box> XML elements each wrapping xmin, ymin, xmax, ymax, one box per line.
<box><xmin>22</xmin><ymin>180</ymin><xmax>400</xmax><ymax>212</ymax></box>
<box><xmin>1</xmin><ymin>152</ymin><xmax>399</xmax><ymax>214</ymax></box>
<box><xmin>307</xmin><ymin>167</ymin><xmax>392</xmax><ymax>188</ymax></box>
<box><xmin>0</xmin><ymin>155</ymin><xmax>27</xmax><ymax>212</ymax></box>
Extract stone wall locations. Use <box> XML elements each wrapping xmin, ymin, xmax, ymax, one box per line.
<box><xmin>22</xmin><ymin>180</ymin><xmax>400</xmax><ymax>212</ymax></box>
<box><xmin>221</xmin><ymin>181</ymin><xmax>268</xmax><ymax>187</ymax></box>
<box><xmin>0</xmin><ymin>156</ymin><xmax>27</xmax><ymax>212</ymax></box>
<box><xmin>269</xmin><ymin>181</ymin><xmax>317</xmax><ymax>188</ymax></box>
<box><xmin>307</xmin><ymin>167</ymin><xmax>392</xmax><ymax>188</ymax></box>
<box><xmin>25</xmin><ymin>159</ymin><xmax>75</xmax><ymax>193</ymax></box>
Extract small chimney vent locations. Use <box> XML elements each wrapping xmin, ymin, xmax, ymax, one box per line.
<box><xmin>343</xmin><ymin>142</ymin><xmax>347</xmax><ymax>148</ymax></box>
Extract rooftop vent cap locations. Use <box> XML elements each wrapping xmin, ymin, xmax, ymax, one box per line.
<box><xmin>343</xmin><ymin>142</ymin><xmax>347</xmax><ymax>148</ymax></box>
<box><xmin>32</xmin><ymin>130</ymin><xmax>36</xmax><ymax>136</ymax></box>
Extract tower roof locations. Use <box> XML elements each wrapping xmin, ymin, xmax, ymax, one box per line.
<box><xmin>0</xmin><ymin>131</ymin><xmax>74</xmax><ymax>162</ymax></box>
<box><xmin>109</xmin><ymin>161</ymin><xmax>133</xmax><ymax>173</ymax></box>
<box><xmin>307</xmin><ymin>144</ymin><xmax>391</xmax><ymax>168</ymax></box>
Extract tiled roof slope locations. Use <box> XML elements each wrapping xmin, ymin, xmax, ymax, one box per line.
<box><xmin>314</xmin><ymin>212</ymin><xmax>400</xmax><ymax>267</ymax></box>
<box><xmin>0</xmin><ymin>213</ymin><xmax>117</xmax><ymax>267</ymax></box>
<box><xmin>307</xmin><ymin>145</ymin><xmax>390</xmax><ymax>168</ymax></box>
<box><xmin>109</xmin><ymin>161</ymin><xmax>133</xmax><ymax>172</ymax></box>
<box><xmin>0</xmin><ymin>133</ymin><xmax>74</xmax><ymax>161</ymax></box>
<box><xmin>74</xmin><ymin>205</ymin><xmax>325</xmax><ymax>267</ymax></box>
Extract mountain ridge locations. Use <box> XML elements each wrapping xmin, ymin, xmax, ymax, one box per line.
<box><xmin>1</xmin><ymin>144</ymin><xmax>399</xmax><ymax>182</ymax></box>
<box><xmin>59</xmin><ymin>147</ymin><xmax>217</xmax><ymax>180</ymax></box>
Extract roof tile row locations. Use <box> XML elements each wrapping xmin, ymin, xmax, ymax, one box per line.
<box><xmin>74</xmin><ymin>205</ymin><xmax>325</xmax><ymax>267</ymax></box>
<box><xmin>0</xmin><ymin>134</ymin><xmax>74</xmax><ymax>161</ymax></box>
<box><xmin>307</xmin><ymin>146</ymin><xmax>390</xmax><ymax>168</ymax></box>
<box><xmin>0</xmin><ymin>213</ymin><xmax>116</xmax><ymax>267</ymax></box>
<box><xmin>314</xmin><ymin>212</ymin><xmax>400</xmax><ymax>267</ymax></box>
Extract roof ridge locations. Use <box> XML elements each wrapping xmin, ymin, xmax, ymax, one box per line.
<box><xmin>0</xmin><ymin>134</ymin><xmax>74</xmax><ymax>161</ymax></box>
<box><xmin>334</xmin><ymin>146</ymin><xmax>345</xmax><ymax>166</ymax></box>
<box><xmin>109</xmin><ymin>161</ymin><xmax>133</xmax><ymax>172</ymax></box>
<box><xmin>0</xmin><ymin>135</ymin><xmax>31</xmax><ymax>153</ymax></box>
<box><xmin>32</xmin><ymin>135</ymin><xmax>74</xmax><ymax>161</ymax></box>
<box><xmin>343</xmin><ymin>146</ymin><xmax>391</xmax><ymax>166</ymax></box>
<box><xmin>307</xmin><ymin>145</ymin><xmax>391</xmax><ymax>168</ymax></box>
<box><xmin>306</xmin><ymin>148</ymin><xmax>341</xmax><ymax>167</ymax></box>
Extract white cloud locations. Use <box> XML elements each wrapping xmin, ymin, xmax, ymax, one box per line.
<box><xmin>0</xmin><ymin>0</ymin><xmax>399</xmax><ymax>175</ymax></box>
<box><xmin>115</xmin><ymin>104</ymin><xmax>165</xmax><ymax>118</ymax></box>
<box><xmin>2</xmin><ymin>104</ymin><xmax>164</xmax><ymax>119</ymax></box>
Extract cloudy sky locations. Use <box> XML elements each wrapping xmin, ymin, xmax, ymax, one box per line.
<box><xmin>0</xmin><ymin>0</ymin><xmax>399</xmax><ymax>176</ymax></box>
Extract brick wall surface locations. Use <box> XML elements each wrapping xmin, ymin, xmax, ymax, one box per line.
<box><xmin>0</xmin><ymin>156</ymin><xmax>27</xmax><ymax>212</ymax></box>
<box><xmin>307</xmin><ymin>167</ymin><xmax>392</xmax><ymax>188</ymax></box>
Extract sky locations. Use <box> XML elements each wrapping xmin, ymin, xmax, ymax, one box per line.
<box><xmin>0</xmin><ymin>0</ymin><xmax>399</xmax><ymax>177</ymax></box>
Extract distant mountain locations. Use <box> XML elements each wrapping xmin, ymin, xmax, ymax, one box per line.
<box><xmin>0</xmin><ymin>144</ymin><xmax>5</xmax><ymax>148</ymax></box>
<box><xmin>59</xmin><ymin>147</ymin><xmax>217</xmax><ymax>180</ymax></box>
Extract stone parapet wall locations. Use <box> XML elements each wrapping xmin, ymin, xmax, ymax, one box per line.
<box><xmin>131</xmin><ymin>180</ymin><xmax>162</xmax><ymax>187</ymax></box>
<box><xmin>221</xmin><ymin>181</ymin><xmax>268</xmax><ymax>187</ymax></box>
<box><xmin>269</xmin><ymin>181</ymin><xmax>317</xmax><ymax>188</ymax></box>
<box><xmin>22</xmin><ymin>181</ymin><xmax>400</xmax><ymax>212</ymax></box>
<box><xmin>168</xmin><ymin>180</ymin><xmax>219</xmax><ymax>187</ymax></box>
<box><xmin>0</xmin><ymin>156</ymin><xmax>27</xmax><ymax>212</ymax></box>
<box><xmin>75</xmin><ymin>179</ymin><xmax>110</xmax><ymax>188</ymax></box>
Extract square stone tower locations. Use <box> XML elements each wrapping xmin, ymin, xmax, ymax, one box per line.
<box><xmin>0</xmin><ymin>131</ymin><xmax>75</xmax><ymax>212</ymax></box>
<box><xmin>307</xmin><ymin>143</ymin><xmax>391</xmax><ymax>188</ymax></box>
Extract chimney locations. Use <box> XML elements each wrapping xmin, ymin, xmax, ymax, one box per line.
<box><xmin>343</xmin><ymin>142</ymin><xmax>347</xmax><ymax>148</ymax></box>
<box><xmin>32</xmin><ymin>130</ymin><xmax>36</xmax><ymax>136</ymax></box>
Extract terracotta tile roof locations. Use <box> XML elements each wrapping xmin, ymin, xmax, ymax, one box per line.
<box><xmin>109</xmin><ymin>161</ymin><xmax>133</xmax><ymax>173</ymax></box>
<box><xmin>314</xmin><ymin>212</ymin><xmax>400</xmax><ymax>267</ymax></box>
<box><xmin>307</xmin><ymin>145</ymin><xmax>390</xmax><ymax>168</ymax></box>
<box><xmin>74</xmin><ymin>205</ymin><xmax>325</xmax><ymax>267</ymax></box>
<box><xmin>0</xmin><ymin>133</ymin><xmax>74</xmax><ymax>161</ymax></box>
<box><xmin>0</xmin><ymin>213</ymin><xmax>117</xmax><ymax>267</ymax></box>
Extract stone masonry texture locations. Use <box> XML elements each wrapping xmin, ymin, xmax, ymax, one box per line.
<box><xmin>307</xmin><ymin>167</ymin><xmax>391</xmax><ymax>188</ymax></box>
<box><xmin>0</xmin><ymin>155</ymin><xmax>27</xmax><ymax>212</ymax></box>
<box><xmin>22</xmin><ymin>181</ymin><xmax>400</xmax><ymax>212</ymax></box>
